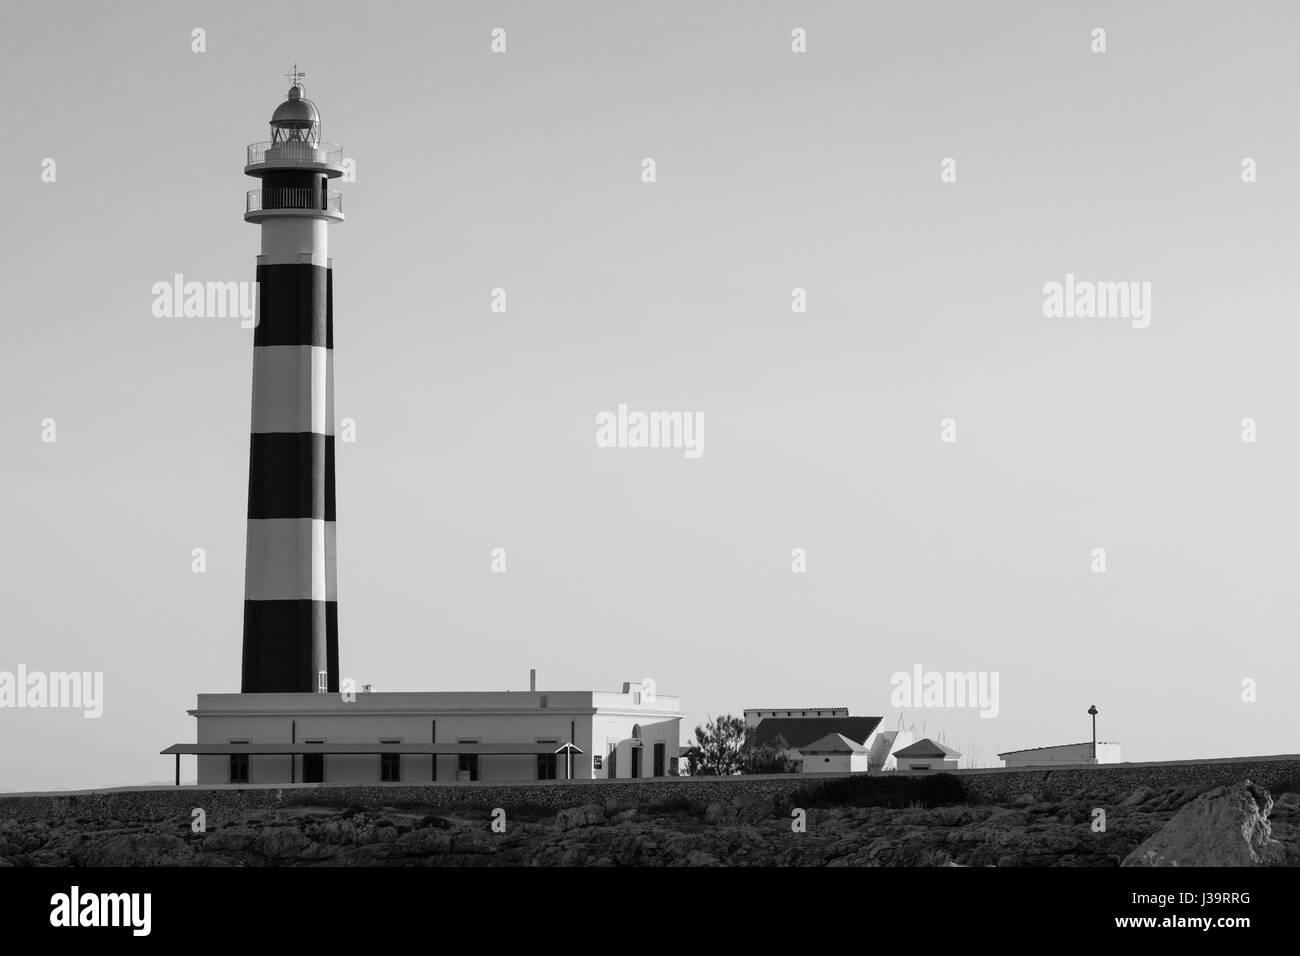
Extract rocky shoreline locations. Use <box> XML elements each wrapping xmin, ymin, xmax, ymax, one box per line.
<box><xmin>2</xmin><ymin>776</ymin><xmax>1295</xmax><ymax>867</ymax></box>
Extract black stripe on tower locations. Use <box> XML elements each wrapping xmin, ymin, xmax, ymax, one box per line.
<box><xmin>253</xmin><ymin>263</ymin><xmax>333</xmax><ymax>348</ymax></box>
<box><xmin>242</xmin><ymin>601</ymin><xmax>339</xmax><ymax>694</ymax></box>
<box><xmin>246</xmin><ymin>433</ymin><xmax>336</xmax><ymax>520</ymax></box>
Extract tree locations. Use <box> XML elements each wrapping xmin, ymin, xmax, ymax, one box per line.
<box><xmin>680</xmin><ymin>716</ymin><xmax>800</xmax><ymax>775</ymax></box>
<box><xmin>684</xmin><ymin>715</ymin><xmax>748</xmax><ymax>776</ymax></box>
<box><xmin>741</xmin><ymin>730</ymin><xmax>798</xmax><ymax>774</ymax></box>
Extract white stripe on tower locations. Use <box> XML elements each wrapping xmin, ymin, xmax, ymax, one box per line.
<box><xmin>250</xmin><ymin>347</ymin><xmax>334</xmax><ymax>435</ymax></box>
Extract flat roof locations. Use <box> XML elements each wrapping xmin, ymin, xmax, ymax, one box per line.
<box><xmin>162</xmin><ymin>742</ymin><xmax>583</xmax><ymax>756</ymax></box>
<box><xmin>188</xmin><ymin>690</ymin><xmax>680</xmax><ymax>716</ymax></box>
<box><xmin>998</xmin><ymin>741</ymin><xmax>1119</xmax><ymax>756</ymax></box>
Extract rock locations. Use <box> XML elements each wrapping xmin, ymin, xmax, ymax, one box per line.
<box><xmin>202</xmin><ymin>826</ymin><xmax>258</xmax><ymax>852</ymax></box>
<box><xmin>260</xmin><ymin>827</ymin><xmax>311</xmax><ymax>858</ymax></box>
<box><xmin>1274</xmin><ymin>792</ymin><xmax>1300</xmax><ymax>812</ymax></box>
<box><xmin>78</xmin><ymin>832</ymin><xmax>194</xmax><ymax>866</ymax></box>
<box><xmin>704</xmin><ymin>802</ymin><xmax>732</xmax><ymax>824</ymax></box>
<box><xmin>313</xmin><ymin>820</ymin><xmax>358</xmax><ymax>845</ymax></box>
<box><xmin>1013</xmin><ymin>794</ymin><xmax>1037</xmax><ymax>806</ymax></box>
<box><xmin>399</xmin><ymin>829</ymin><xmax>453</xmax><ymax>855</ymax></box>
<box><xmin>1122</xmin><ymin>780</ymin><xmax>1285</xmax><ymax>867</ymax></box>
<box><xmin>450</xmin><ymin>829</ymin><xmax>497</xmax><ymax>855</ymax></box>
<box><xmin>556</xmin><ymin>804</ymin><xmax>605</xmax><ymax>830</ymax></box>
<box><xmin>684</xmin><ymin>849</ymin><xmax>721</xmax><ymax>866</ymax></box>
<box><xmin>1120</xmin><ymin>786</ymin><xmax>1155</xmax><ymax>808</ymax></box>
<box><xmin>730</xmin><ymin>792</ymin><xmax>775</xmax><ymax>824</ymax></box>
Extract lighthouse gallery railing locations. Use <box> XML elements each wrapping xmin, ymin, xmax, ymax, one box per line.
<box><xmin>246</xmin><ymin>188</ymin><xmax>343</xmax><ymax>214</ymax></box>
<box><xmin>246</xmin><ymin>141</ymin><xmax>345</xmax><ymax>167</ymax></box>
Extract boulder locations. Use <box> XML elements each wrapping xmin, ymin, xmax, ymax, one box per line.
<box><xmin>78</xmin><ymin>832</ymin><xmax>194</xmax><ymax>866</ymax></box>
<box><xmin>202</xmin><ymin>826</ymin><xmax>258</xmax><ymax>852</ymax></box>
<box><xmin>259</xmin><ymin>826</ymin><xmax>311</xmax><ymax>859</ymax></box>
<box><xmin>730</xmin><ymin>792</ymin><xmax>775</xmax><ymax>824</ymax></box>
<box><xmin>1122</xmin><ymin>780</ymin><xmax>1285</xmax><ymax>867</ymax></box>
<box><xmin>1120</xmin><ymin>786</ymin><xmax>1155</xmax><ymax>808</ymax></box>
<box><xmin>704</xmin><ymin>802</ymin><xmax>732</xmax><ymax>824</ymax></box>
<box><xmin>399</xmin><ymin>829</ymin><xmax>453</xmax><ymax>855</ymax></box>
<box><xmin>684</xmin><ymin>849</ymin><xmax>721</xmax><ymax>866</ymax></box>
<box><xmin>556</xmin><ymin>804</ymin><xmax>605</xmax><ymax>830</ymax></box>
<box><xmin>450</xmin><ymin>829</ymin><xmax>497</xmax><ymax>855</ymax></box>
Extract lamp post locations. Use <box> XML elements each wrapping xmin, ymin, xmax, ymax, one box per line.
<box><xmin>1087</xmin><ymin>705</ymin><xmax>1098</xmax><ymax>761</ymax></box>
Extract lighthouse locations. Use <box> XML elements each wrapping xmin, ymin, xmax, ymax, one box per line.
<box><xmin>163</xmin><ymin>73</ymin><xmax>684</xmax><ymax>788</ymax></box>
<box><xmin>240</xmin><ymin>72</ymin><xmax>345</xmax><ymax>694</ymax></box>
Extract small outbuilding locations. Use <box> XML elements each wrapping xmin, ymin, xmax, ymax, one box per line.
<box><xmin>892</xmin><ymin>738</ymin><xmax>960</xmax><ymax>771</ymax></box>
<box><xmin>797</xmin><ymin>733</ymin><xmax>872</xmax><ymax>773</ymax></box>
<box><xmin>999</xmin><ymin>742</ymin><xmax>1121</xmax><ymax>768</ymax></box>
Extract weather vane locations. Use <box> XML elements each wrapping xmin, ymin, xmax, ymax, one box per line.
<box><xmin>284</xmin><ymin>62</ymin><xmax>306</xmax><ymax>91</ymax></box>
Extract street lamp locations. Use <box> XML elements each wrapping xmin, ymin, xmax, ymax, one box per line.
<box><xmin>1087</xmin><ymin>705</ymin><xmax>1098</xmax><ymax>761</ymax></box>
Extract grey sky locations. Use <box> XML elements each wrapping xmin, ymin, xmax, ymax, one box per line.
<box><xmin>2</xmin><ymin>0</ymin><xmax>1298</xmax><ymax>790</ymax></box>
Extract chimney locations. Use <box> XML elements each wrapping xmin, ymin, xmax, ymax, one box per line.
<box><xmin>529</xmin><ymin>669</ymin><xmax>536</xmax><ymax>692</ymax></box>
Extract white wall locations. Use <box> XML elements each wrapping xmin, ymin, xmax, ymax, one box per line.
<box><xmin>593</xmin><ymin>714</ymin><xmax>679</xmax><ymax>779</ymax></box>
<box><xmin>192</xmin><ymin>691</ymin><xmax>681</xmax><ymax>785</ymax></box>
<box><xmin>799</xmin><ymin>752</ymin><xmax>871</xmax><ymax>774</ymax></box>
<box><xmin>1001</xmin><ymin>743</ymin><xmax>1121</xmax><ymax>768</ymax></box>
<box><xmin>900</xmin><ymin>756</ymin><xmax>959</xmax><ymax>771</ymax></box>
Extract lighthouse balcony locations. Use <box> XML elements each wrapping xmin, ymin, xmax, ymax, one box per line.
<box><xmin>245</xmin><ymin>141</ymin><xmax>346</xmax><ymax>177</ymax></box>
<box><xmin>245</xmin><ymin>187</ymin><xmax>344</xmax><ymax>223</ymax></box>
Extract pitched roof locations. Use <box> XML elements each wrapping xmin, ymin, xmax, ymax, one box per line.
<box><xmin>893</xmin><ymin>737</ymin><xmax>960</xmax><ymax>758</ymax></box>
<box><xmin>752</xmin><ymin>716</ymin><xmax>882</xmax><ymax>749</ymax></box>
<box><xmin>798</xmin><ymin>733</ymin><xmax>868</xmax><ymax>755</ymax></box>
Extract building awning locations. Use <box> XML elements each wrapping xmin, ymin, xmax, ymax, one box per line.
<box><xmin>162</xmin><ymin>742</ymin><xmax>583</xmax><ymax>756</ymax></box>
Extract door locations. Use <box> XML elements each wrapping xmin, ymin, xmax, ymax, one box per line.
<box><xmin>653</xmin><ymin>742</ymin><xmax>665</xmax><ymax>777</ymax></box>
<box><xmin>631</xmin><ymin>746</ymin><xmax>642</xmax><ymax>779</ymax></box>
<box><xmin>303</xmin><ymin>753</ymin><xmax>324</xmax><ymax>783</ymax></box>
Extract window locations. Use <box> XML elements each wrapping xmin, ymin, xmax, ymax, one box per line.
<box><xmin>537</xmin><ymin>753</ymin><xmax>558</xmax><ymax>780</ymax></box>
<box><xmin>380</xmin><ymin>740</ymin><xmax>401</xmax><ymax>782</ymax></box>
<box><xmin>229</xmin><ymin>753</ymin><xmax>249</xmax><ymax>784</ymax></box>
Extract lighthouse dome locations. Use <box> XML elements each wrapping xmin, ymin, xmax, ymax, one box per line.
<box><xmin>271</xmin><ymin>85</ymin><xmax>319</xmax><ymax>128</ymax></box>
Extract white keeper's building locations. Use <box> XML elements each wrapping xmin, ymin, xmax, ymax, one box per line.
<box><xmin>168</xmin><ymin>678</ymin><xmax>681</xmax><ymax>785</ymax></box>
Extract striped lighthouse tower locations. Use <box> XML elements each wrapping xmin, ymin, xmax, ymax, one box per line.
<box><xmin>240</xmin><ymin>71</ymin><xmax>345</xmax><ymax>693</ymax></box>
